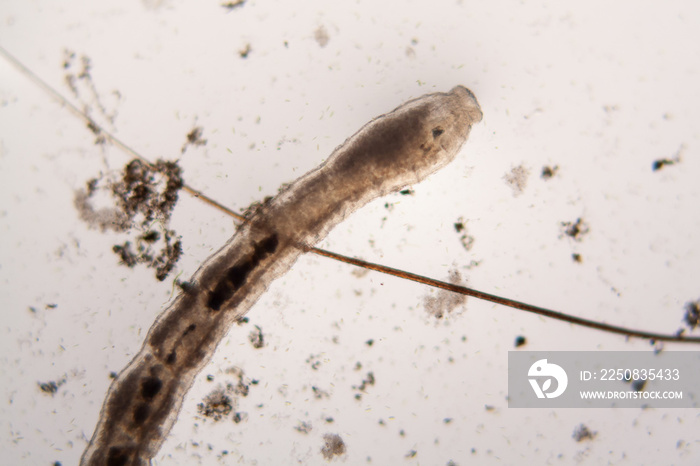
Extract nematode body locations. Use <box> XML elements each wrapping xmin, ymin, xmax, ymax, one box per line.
<box><xmin>81</xmin><ymin>86</ymin><xmax>483</xmax><ymax>465</ymax></box>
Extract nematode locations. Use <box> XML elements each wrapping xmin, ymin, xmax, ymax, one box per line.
<box><xmin>80</xmin><ymin>86</ymin><xmax>483</xmax><ymax>465</ymax></box>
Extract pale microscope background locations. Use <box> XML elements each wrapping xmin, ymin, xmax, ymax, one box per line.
<box><xmin>1</xmin><ymin>0</ymin><xmax>699</xmax><ymax>464</ymax></box>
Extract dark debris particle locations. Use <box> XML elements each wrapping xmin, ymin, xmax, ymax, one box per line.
<box><xmin>248</xmin><ymin>325</ymin><xmax>265</xmax><ymax>349</ymax></box>
<box><xmin>198</xmin><ymin>389</ymin><xmax>233</xmax><ymax>421</ymax></box>
<box><xmin>294</xmin><ymin>421</ymin><xmax>313</xmax><ymax>434</ymax></box>
<box><xmin>181</xmin><ymin>126</ymin><xmax>207</xmax><ymax>154</ymax></box>
<box><xmin>405</xmin><ymin>450</ymin><xmax>417</xmax><ymax>458</ymax></box>
<box><xmin>514</xmin><ymin>335</ymin><xmax>527</xmax><ymax>348</ymax></box>
<box><xmin>38</xmin><ymin>378</ymin><xmax>66</xmax><ymax>395</ymax></box>
<box><xmin>239</xmin><ymin>43</ymin><xmax>252</xmax><ymax>58</ymax></box>
<box><xmin>353</xmin><ymin>372</ymin><xmax>375</xmax><ymax>394</ymax></box>
<box><xmin>631</xmin><ymin>379</ymin><xmax>647</xmax><ymax>392</ymax></box>
<box><xmin>109</xmin><ymin>372</ymin><xmax>118</xmax><ymax>379</ymax></box>
<box><xmin>572</xmin><ymin>253</ymin><xmax>583</xmax><ymax>263</ymax></box>
<box><xmin>141</xmin><ymin>230</ymin><xmax>160</xmax><ymax>242</ymax></box>
<box><xmin>314</xmin><ymin>25</ymin><xmax>330</xmax><ymax>48</ymax></box>
<box><xmin>232</xmin><ymin>412</ymin><xmax>247</xmax><ymax>423</ymax></box>
<box><xmin>652</xmin><ymin>158</ymin><xmax>676</xmax><ymax>171</ymax></box>
<box><xmin>306</xmin><ymin>354</ymin><xmax>322</xmax><ymax>371</ymax></box>
<box><xmin>77</xmin><ymin>158</ymin><xmax>185</xmax><ymax>281</ymax></box>
<box><xmin>365</xmin><ymin>339</ymin><xmax>374</xmax><ymax>347</ymax></box>
<box><xmin>321</xmin><ymin>433</ymin><xmax>346</xmax><ymax>460</ymax></box>
<box><xmin>572</xmin><ymin>423</ymin><xmax>597</xmax><ymax>442</ymax></box>
<box><xmin>561</xmin><ymin>217</ymin><xmax>590</xmax><ymax>242</ymax></box>
<box><xmin>221</xmin><ymin>0</ymin><xmax>246</xmax><ymax>10</ymax></box>
<box><xmin>399</xmin><ymin>188</ymin><xmax>414</xmax><ymax>196</ymax></box>
<box><xmin>312</xmin><ymin>386</ymin><xmax>330</xmax><ymax>399</ymax></box>
<box><xmin>454</xmin><ymin>222</ymin><xmax>465</xmax><ymax>233</ymax></box>
<box><xmin>443</xmin><ymin>418</ymin><xmax>453</xmax><ymax>424</ymax></box>
<box><xmin>38</xmin><ymin>381</ymin><xmax>59</xmax><ymax>395</ymax></box>
<box><xmin>683</xmin><ymin>299</ymin><xmax>700</xmax><ymax>330</ymax></box>
<box><xmin>541</xmin><ymin>165</ymin><xmax>559</xmax><ymax>179</ymax></box>
<box><xmin>503</xmin><ymin>164</ymin><xmax>530</xmax><ymax>196</ymax></box>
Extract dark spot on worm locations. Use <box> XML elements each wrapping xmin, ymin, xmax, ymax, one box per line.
<box><xmin>183</xmin><ymin>323</ymin><xmax>196</xmax><ymax>337</ymax></box>
<box><xmin>227</xmin><ymin>263</ymin><xmax>253</xmax><ymax>288</ymax></box>
<box><xmin>141</xmin><ymin>377</ymin><xmax>162</xmax><ymax>400</ymax></box>
<box><xmin>252</xmin><ymin>234</ymin><xmax>279</xmax><ymax>261</ymax></box>
<box><xmin>107</xmin><ymin>447</ymin><xmax>130</xmax><ymax>466</ymax></box>
<box><xmin>133</xmin><ymin>403</ymin><xmax>150</xmax><ymax>425</ymax></box>
<box><xmin>166</xmin><ymin>350</ymin><xmax>177</xmax><ymax>365</ymax></box>
<box><xmin>207</xmin><ymin>283</ymin><xmax>232</xmax><ymax>311</ymax></box>
<box><xmin>432</xmin><ymin>127</ymin><xmax>444</xmax><ymax>138</ymax></box>
<box><xmin>207</xmin><ymin>234</ymin><xmax>278</xmax><ymax>311</ymax></box>
<box><xmin>207</xmin><ymin>261</ymin><xmax>254</xmax><ymax>310</ymax></box>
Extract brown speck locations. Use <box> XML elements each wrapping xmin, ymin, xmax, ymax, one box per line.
<box><xmin>38</xmin><ymin>378</ymin><xmax>65</xmax><ymax>396</ymax></box>
<box><xmin>652</xmin><ymin>159</ymin><xmax>676</xmax><ymax>171</ymax></box>
<box><xmin>248</xmin><ymin>325</ymin><xmax>264</xmax><ymax>349</ymax></box>
<box><xmin>514</xmin><ymin>335</ymin><xmax>527</xmax><ymax>348</ymax></box>
<box><xmin>239</xmin><ymin>43</ymin><xmax>251</xmax><ymax>58</ymax></box>
<box><xmin>503</xmin><ymin>164</ymin><xmax>530</xmax><ymax>196</ymax></box>
<box><xmin>572</xmin><ymin>253</ymin><xmax>582</xmax><ymax>263</ymax></box>
<box><xmin>454</xmin><ymin>217</ymin><xmax>474</xmax><ymax>251</ymax></box>
<box><xmin>541</xmin><ymin>165</ymin><xmax>559</xmax><ymax>179</ymax></box>
<box><xmin>38</xmin><ymin>381</ymin><xmax>58</xmax><ymax>395</ymax></box>
<box><xmin>181</xmin><ymin>126</ymin><xmax>207</xmax><ymax>154</ymax></box>
<box><xmin>307</xmin><ymin>354</ymin><xmax>322</xmax><ymax>371</ymax></box>
<box><xmin>295</xmin><ymin>421</ymin><xmax>313</xmax><ymax>434</ymax></box>
<box><xmin>314</xmin><ymin>25</ymin><xmax>330</xmax><ymax>48</ymax></box>
<box><xmin>221</xmin><ymin>0</ymin><xmax>245</xmax><ymax>10</ymax></box>
<box><xmin>198</xmin><ymin>388</ymin><xmax>233</xmax><ymax>421</ymax></box>
<box><xmin>312</xmin><ymin>386</ymin><xmax>329</xmax><ymax>399</ymax></box>
<box><xmin>424</xmin><ymin>269</ymin><xmax>467</xmax><ymax>319</ymax></box>
<box><xmin>684</xmin><ymin>299</ymin><xmax>700</xmax><ymax>329</ymax></box>
<box><xmin>321</xmin><ymin>433</ymin><xmax>346</xmax><ymax>460</ymax></box>
<box><xmin>572</xmin><ymin>423</ymin><xmax>597</xmax><ymax>442</ymax></box>
<box><xmin>561</xmin><ymin>218</ymin><xmax>590</xmax><ymax>242</ymax></box>
<box><xmin>652</xmin><ymin>144</ymin><xmax>684</xmax><ymax>171</ymax></box>
<box><xmin>353</xmin><ymin>372</ymin><xmax>375</xmax><ymax>393</ymax></box>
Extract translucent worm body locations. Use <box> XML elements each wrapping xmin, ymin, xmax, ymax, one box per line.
<box><xmin>81</xmin><ymin>86</ymin><xmax>482</xmax><ymax>466</ymax></box>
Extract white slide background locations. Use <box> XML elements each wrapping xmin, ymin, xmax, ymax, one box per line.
<box><xmin>1</xmin><ymin>1</ymin><xmax>699</xmax><ymax>464</ymax></box>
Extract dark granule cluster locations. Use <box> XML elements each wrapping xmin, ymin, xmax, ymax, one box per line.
<box><xmin>74</xmin><ymin>158</ymin><xmax>184</xmax><ymax>281</ymax></box>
